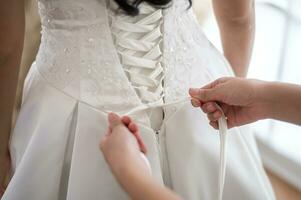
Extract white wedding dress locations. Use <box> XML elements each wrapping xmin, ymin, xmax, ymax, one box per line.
<box><xmin>3</xmin><ymin>0</ymin><xmax>275</xmax><ymax>199</ymax></box>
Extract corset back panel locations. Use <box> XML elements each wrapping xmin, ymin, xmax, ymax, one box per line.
<box><xmin>36</xmin><ymin>0</ymin><xmax>232</xmax><ymax>114</ymax></box>
<box><xmin>36</xmin><ymin>0</ymin><xmax>142</xmax><ymax>114</ymax></box>
<box><xmin>163</xmin><ymin>0</ymin><xmax>234</xmax><ymax>102</ymax></box>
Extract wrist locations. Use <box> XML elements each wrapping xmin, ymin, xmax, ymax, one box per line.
<box><xmin>118</xmin><ymin>162</ymin><xmax>149</xmax><ymax>180</ymax></box>
<box><xmin>255</xmin><ymin>81</ymin><xmax>275</xmax><ymax>120</ymax></box>
<box><xmin>113</xmin><ymin>161</ymin><xmax>154</xmax><ymax>197</ymax></box>
<box><xmin>112</xmin><ymin>158</ymin><xmax>141</xmax><ymax>182</ymax></box>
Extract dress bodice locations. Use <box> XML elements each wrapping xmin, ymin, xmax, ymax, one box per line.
<box><xmin>35</xmin><ymin>0</ymin><xmax>232</xmax><ymax>116</ymax></box>
<box><xmin>37</xmin><ymin>0</ymin><xmax>142</xmax><ymax>114</ymax></box>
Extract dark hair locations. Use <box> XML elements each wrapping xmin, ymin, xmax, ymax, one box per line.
<box><xmin>113</xmin><ymin>0</ymin><xmax>192</xmax><ymax>15</ymax></box>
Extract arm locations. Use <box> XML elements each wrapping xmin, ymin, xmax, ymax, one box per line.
<box><xmin>0</xmin><ymin>0</ymin><xmax>25</xmax><ymax>190</ymax></box>
<box><xmin>114</xmin><ymin>166</ymin><xmax>181</xmax><ymax>200</ymax></box>
<box><xmin>100</xmin><ymin>113</ymin><xmax>182</xmax><ymax>200</ymax></box>
<box><xmin>212</xmin><ymin>0</ymin><xmax>255</xmax><ymax>77</ymax></box>
<box><xmin>261</xmin><ymin>81</ymin><xmax>301</xmax><ymax>126</ymax></box>
<box><xmin>189</xmin><ymin>77</ymin><xmax>301</xmax><ymax>128</ymax></box>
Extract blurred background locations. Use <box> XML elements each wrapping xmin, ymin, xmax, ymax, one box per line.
<box><xmin>200</xmin><ymin>0</ymin><xmax>301</xmax><ymax>199</ymax></box>
<box><xmin>16</xmin><ymin>0</ymin><xmax>301</xmax><ymax>199</ymax></box>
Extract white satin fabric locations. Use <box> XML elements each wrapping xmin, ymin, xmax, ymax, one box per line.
<box><xmin>3</xmin><ymin>0</ymin><xmax>275</xmax><ymax>199</ymax></box>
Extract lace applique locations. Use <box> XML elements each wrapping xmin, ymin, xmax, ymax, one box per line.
<box><xmin>35</xmin><ymin>0</ymin><xmax>230</xmax><ymax>114</ymax></box>
<box><xmin>162</xmin><ymin>0</ymin><xmax>231</xmax><ymax>102</ymax></box>
<box><xmin>36</xmin><ymin>0</ymin><xmax>143</xmax><ymax>113</ymax></box>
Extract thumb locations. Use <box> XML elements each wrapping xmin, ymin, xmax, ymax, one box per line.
<box><xmin>108</xmin><ymin>113</ymin><xmax>123</xmax><ymax>130</ymax></box>
<box><xmin>189</xmin><ymin>87</ymin><xmax>223</xmax><ymax>102</ymax></box>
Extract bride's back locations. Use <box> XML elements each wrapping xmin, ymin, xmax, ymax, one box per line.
<box><xmin>35</xmin><ymin>0</ymin><xmax>222</xmax><ymax>112</ymax></box>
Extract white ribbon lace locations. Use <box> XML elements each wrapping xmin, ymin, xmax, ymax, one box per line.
<box><xmin>215</xmin><ymin>103</ymin><xmax>228</xmax><ymax>200</ymax></box>
<box><xmin>111</xmin><ymin>5</ymin><xmax>164</xmax><ymax>104</ymax></box>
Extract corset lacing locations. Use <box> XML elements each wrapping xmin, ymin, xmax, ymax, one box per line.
<box><xmin>108</xmin><ymin>3</ymin><xmax>228</xmax><ymax>200</ymax></box>
<box><xmin>110</xmin><ymin>4</ymin><xmax>165</xmax><ymax>106</ymax></box>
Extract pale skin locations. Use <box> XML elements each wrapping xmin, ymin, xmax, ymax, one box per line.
<box><xmin>0</xmin><ymin>0</ymin><xmax>254</xmax><ymax>195</ymax></box>
<box><xmin>189</xmin><ymin>77</ymin><xmax>301</xmax><ymax>128</ymax></box>
<box><xmin>213</xmin><ymin>0</ymin><xmax>255</xmax><ymax>77</ymax></box>
<box><xmin>100</xmin><ymin>113</ymin><xmax>182</xmax><ymax>200</ymax></box>
<box><xmin>101</xmin><ymin>78</ymin><xmax>301</xmax><ymax>199</ymax></box>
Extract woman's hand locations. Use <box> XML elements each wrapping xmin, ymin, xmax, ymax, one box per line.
<box><xmin>189</xmin><ymin>77</ymin><xmax>267</xmax><ymax>129</ymax></box>
<box><xmin>99</xmin><ymin>113</ymin><xmax>150</xmax><ymax>180</ymax></box>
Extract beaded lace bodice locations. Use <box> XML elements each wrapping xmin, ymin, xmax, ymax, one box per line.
<box><xmin>35</xmin><ymin>0</ymin><xmax>232</xmax><ymax>115</ymax></box>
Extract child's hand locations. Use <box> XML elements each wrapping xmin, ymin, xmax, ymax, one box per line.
<box><xmin>100</xmin><ymin>113</ymin><xmax>150</xmax><ymax>180</ymax></box>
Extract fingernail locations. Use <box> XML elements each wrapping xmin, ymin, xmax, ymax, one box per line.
<box><xmin>108</xmin><ymin>112</ymin><xmax>119</xmax><ymax>124</ymax></box>
<box><xmin>191</xmin><ymin>98</ymin><xmax>200</xmax><ymax>106</ymax></box>
<box><xmin>209</xmin><ymin>121</ymin><xmax>215</xmax><ymax>128</ymax></box>
<box><xmin>213</xmin><ymin>111</ymin><xmax>221</xmax><ymax>118</ymax></box>
<box><xmin>189</xmin><ymin>88</ymin><xmax>199</xmax><ymax>95</ymax></box>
